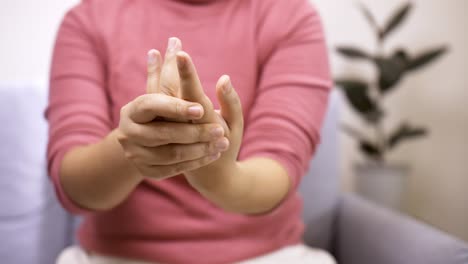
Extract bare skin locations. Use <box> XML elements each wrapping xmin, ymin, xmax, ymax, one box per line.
<box><xmin>60</xmin><ymin>37</ymin><xmax>290</xmax><ymax>214</ymax></box>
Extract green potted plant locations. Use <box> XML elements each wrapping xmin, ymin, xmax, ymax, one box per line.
<box><xmin>335</xmin><ymin>2</ymin><xmax>448</xmax><ymax>210</ymax></box>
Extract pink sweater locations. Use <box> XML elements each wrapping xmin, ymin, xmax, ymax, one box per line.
<box><xmin>47</xmin><ymin>0</ymin><xmax>331</xmax><ymax>263</ymax></box>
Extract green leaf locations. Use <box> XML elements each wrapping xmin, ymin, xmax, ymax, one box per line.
<box><xmin>406</xmin><ymin>46</ymin><xmax>448</xmax><ymax>71</ymax></box>
<box><xmin>380</xmin><ymin>2</ymin><xmax>413</xmax><ymax>41</ymax></box>
<box><xmin>388</xmin><ymin>123</ymin><xmax>428</xmax><ymax>149</ymax></box>
<box><xmin>336</xmin><ymin>46</ymin><xmax>372</xmax><ymax>60</ymax></box>
<box><xmin>335</xmin><ymin>80</ymin><xmax>383</xmax><ymax>123</ymax></box>
<box><xmin>358</xmin><ymin>3</ymin><xmax>380</xmax><ymax>33</ymax></box>
<box><xmin>375</xmin><ymin>50</ymin><xmax>409</xmax><ymax>93</ymax></box>
<box><xmin>359</xmin><ymin>140</ymin><xmax>383</xmax><ymax>160</ymax></box>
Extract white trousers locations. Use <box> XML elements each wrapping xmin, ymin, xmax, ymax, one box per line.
<box><xmin>57</xmin><ymin>244</ymin><xmax>336</xmax><ymax>264</ymax></box>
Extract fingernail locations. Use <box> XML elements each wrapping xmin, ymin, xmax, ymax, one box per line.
<box><xmin>211</xmin><ymin>127</ymin><xmax>224</xmax><ymax>138</ymax></box>
<box><xmin>223</xmin><ymin>76</ymin><xmax>231</xmax><ymax>93</ymax></box>
<box><xmin>147</xmin><ymin>50</ymin><xmax>158</xmax><ymax>64</ymax></box>
<box><xmin>215</xmin><ymin>138</ymin><xmax>229</xmax><ymax>151</ymax></box>
<box><xmin>210</xmin><ymin>153</ymin><xmax>221</xmax><ymax>161</ymax></box>
<box><xmin>168</xmin><ymin>37</ymin><xmax>177</xmax><ymax>52</ymax></box>
<box><xmin>187</xmin><ymin>105</ymin><xmax>203</xmax><ymax>117</ymax></box>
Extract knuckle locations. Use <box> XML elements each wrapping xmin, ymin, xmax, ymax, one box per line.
<box><xmin>116</xmin><ymin>130</ymin><xmax>129</xmax><ymax>144</ymax></box>
<box><xmin>193</xmin><ymin>124</ymin><xmax>203</xmax><ymax>140</ymax></box>
<box><xmin>171</xmin><ymin>146</ymin><xmax>183</xmax><ymax>161</ymax></box>
<box><xmin>117</xmin><ymin>136</ymin><xmax>130</xmax><ymax>148</ymax></box>
<box><xmin>123</xmin><ymin>150</ymin><xmax>137</xmax><ymax>161</ymax></box>
<box><xmin>160</xmin><ymin>82</ymin><xmax>171</xmax><ymax>91</ymax></box>
<box><xmin>156</xmin><ymin>124</ymin><xmax>173</xmax><ymax>144</ymax></box>
<box><xmin>147</xmin><ymin>64</ymin><xmax>157</xmax><ymax>75</ymax></box>
<box><xmin>126</xmin><ymin>124</ymin><xmax>142</xmax><ymax>140</ymax></box>
<box><xmin>160</xmin><ymin>79</ymin><xmax>177</xmax><ymax>95</ymax></box>
<box><xmin>152</xmin><ymin>133</ymin><xmax>166</xmax><ymax>146</ymax></box>
<box><xmin>135</xmin><ymin>95</ymin><xmax>153</xmax><ymax>115</ymax></box>
<box><xmin>120</xmin><ymin>103</ymin><xmax>130</xmax><ymax>118</ymax></box>
<box><xmin>135</xmin><ymin>94</ymin><xmax>147</xmax><ymax>106</ymax></box>
<box><xmin>205</xmin><ymin>142</ymin><xmax>214</xmax><ymax>154</ymax></box>
<box><xmin>199</xmin><ymin>155</ymin><xmax>213</xmax><ymax>166</ymax></box>
<box><xmin>174</xmin><ymin>100</ymin><xmax>185</xmax><ymax>117</ymax></box>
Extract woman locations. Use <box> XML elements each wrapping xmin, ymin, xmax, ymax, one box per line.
<box><xmin>47</xmin><ymin>0</ymin><xmax>334</xmax><ymax>263</ymax></box>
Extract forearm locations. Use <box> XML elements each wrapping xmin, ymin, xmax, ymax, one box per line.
<box><xmin>60</xmin><ymin>129</ymin><xmax>143</xmax><ymax>211</ymax></box>
<box><xmin>187</xmin><ymin>157</ymin><xmax>291</xmax><ymax>215</ymax></box>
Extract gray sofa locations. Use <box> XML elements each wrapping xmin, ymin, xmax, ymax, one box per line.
<box><xmin>300</xmin><ymin>91</ymin><xmax>468</xmax><ymax>264</ymax></box>
<box><xmin>1</xmin><ymin>84</ymin><xmax>467</xmax><ymax>264</ymax></box>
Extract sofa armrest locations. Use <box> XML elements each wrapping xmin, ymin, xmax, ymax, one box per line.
<box><xmin>335</xmin><ymin>194</ymin><xmax>468</xmax><ymax>264</ymax></box>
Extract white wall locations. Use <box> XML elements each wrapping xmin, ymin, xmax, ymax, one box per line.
<box><xmin>313</xmin><ymin>0</ymin><xmax>468</xmax><ymax>241</ymax></box>
<box><xmin>0</xmin><ymin>0</ymin><xmax>79</xmax><ymax>83</ymax></box>
<box><xmin>1</xmin><ymin>0</ymin><xmax>467</xmax><ymax>242</ymax></box>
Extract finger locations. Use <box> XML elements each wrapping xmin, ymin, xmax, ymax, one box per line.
<box><xmin>177</xmin><ymin>51</ymin><xmax>217</xmax><ymax>122</ymax></box>
<box><xmin>146</xmin><ymin>49</ymin><xmax>162</xmax><ymax>94</ymax></box>
<box><xmin>123</xmin><ymin>122</ymin><xmax>225</xmax><ymax>147</ymax></box>
<box><xmin>145</xmin><ymin>153</ymin><xmax>221</xmax><ymax>179</ymax></box>
<box><xmin>126</xmin><ymin>93</ymin><xmax>204</xmax><ymax>123</ymax></box>
<box><xmin>159</xmin><ymin>37</ymin><xmax>182</xmax><ymax>96</ymax></box>
<box><xmin>141</xmin><ymin>138</ymin><xmax>229</xmax><ymax>165</ymax></box>
<box><xmin>216</xmin><ymin>75</ymin><xmax>244</xmax><ymax>132</ymax></box>
<box><xmin>214</xmin><ymin>110</ymin><xmax>230</xmax><ymax>137</ymax></box>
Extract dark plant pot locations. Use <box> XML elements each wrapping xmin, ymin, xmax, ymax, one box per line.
<box><xmin>354</xmin><ymin>163</ymin><xmax>408</xmax><ymax>211</ymax></box>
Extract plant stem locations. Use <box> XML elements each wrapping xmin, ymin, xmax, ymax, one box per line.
<box><xmin>375</xmin><ymin>112</ymin><xmax>386</xmax><ymax>162</ymax></box>
<box><xmin>375</xmin><ymin>38</ymin><xmax>386</xmax><ymax>162</ymax></box>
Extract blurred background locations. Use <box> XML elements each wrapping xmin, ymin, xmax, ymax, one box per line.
<box><xmin>0</xmin><ymin>0</ymin><xmax>467</xmax><ymax>262</ymax></box>
<box><xmin>315</xmin><ymin>0</ymin><xmax>468</xmax><ymax>242</ymax></box>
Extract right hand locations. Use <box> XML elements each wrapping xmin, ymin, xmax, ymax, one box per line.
<box><xmin>116</xmin><ymin>49</ymin><xmax>229</xmax><ymax>180</ymax></box>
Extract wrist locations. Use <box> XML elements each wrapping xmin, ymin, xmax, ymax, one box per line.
<box><xmin>186</xmin><ymin>160</ymin><xmax>248</xmax><ymax>210</ymax></box>
<box><xmin>107</xmin><ymin>129</ymin><xmax>145</xmax><ymax>183</ymax></box>
<box><xmin>186</xmin><ymin>160</ymin><xmax>238</xmax><ymax>190</ymax></box>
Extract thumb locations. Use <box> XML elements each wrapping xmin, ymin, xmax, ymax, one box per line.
<box><xmin>216</xmin><ymin>75</ymin><xmax>243</xmax><ymax>133</ymax></box>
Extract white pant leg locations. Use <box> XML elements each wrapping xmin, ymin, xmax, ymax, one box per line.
<box><xmin>56</xmin><ymin>246</ymin><xmax>154</xmax><ymax>264</ymax></box>
<box><xmin>238</xmin><ymin>244</ymin><xmax>336</xmax><ymax>264</ymax></box>
<box><xmin>57</xmin><ymin>244</ymin><xmax>335</xmax><ymax>264</ymax></box>
<box><xmin>56</xmin><ymin>246</ymin><xmax>92</xmax><ymax>264</ymax></box>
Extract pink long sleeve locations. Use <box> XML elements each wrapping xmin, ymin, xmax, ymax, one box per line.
<box><xmin>239</xmin><ymin>0</ymin><xmax>331</xmax><ymax>192</ymax></box>
<box><xmin>46</xmin><ymin>0</ymin><xmax>331</xmax><ymax>263</ymax></box>
<box><xmin>47</xmin><ymin>3</ymin><xmax>113</xmax><ymax>214</ymax></box>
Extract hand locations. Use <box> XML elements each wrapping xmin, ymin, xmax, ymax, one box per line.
<box><xmin>147</xmin><ymin>37</ymin><xmax>243</xmax><ymax>165</ymax></box>
<box><xmin>116</xmin><ymin>49</ymin><xmax>230</xmax><ymax>180</ymax></box>
<box><xmin>175</xmin><ymin>49</ymin><xmax>245</xmax><ymax>194</ymax></box>
<box><xmin>175</xmin><ymin>52</ymin><xmax>291</xmax><ymax>214</ymax></box>
<box><xmin>147</xmin><ymin>38</ymin><xmax>228</xmax><ymax>128</ymax></box>
<box><xmin>141</xmin><ymin>39</ymin><xmax>288</xmax><ymax>214</ymax></box>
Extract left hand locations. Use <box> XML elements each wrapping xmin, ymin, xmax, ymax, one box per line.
<box><xmin>176</xmin><ymin>51</ymin><xmax>244</xmax><ymax>188</ymax></box>
<box><xmin>146</xmin><ymin>39</ymin><xmax>290</xmax><ymax>214</ymax></box>
<box><xmin>147</xmin><ymin>38</ymin><xmax>244</xmax><ymax>192</ymax></box>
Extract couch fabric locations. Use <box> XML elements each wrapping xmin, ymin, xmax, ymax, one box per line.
<box><xmin>0</xmin><ymin>83</ymin><xmax>74</xmax><ymax>264</ymax></box>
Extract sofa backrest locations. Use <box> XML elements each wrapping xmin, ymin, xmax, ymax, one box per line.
<box><xmin>0</xmin><ymin>83</ymin><xmax>73</xmax><ymax>264</ymax></box>
<box><xmin>299</xmin><ymin>90</ymin><xmax>340</xmax><ymax>251</ymax></box>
